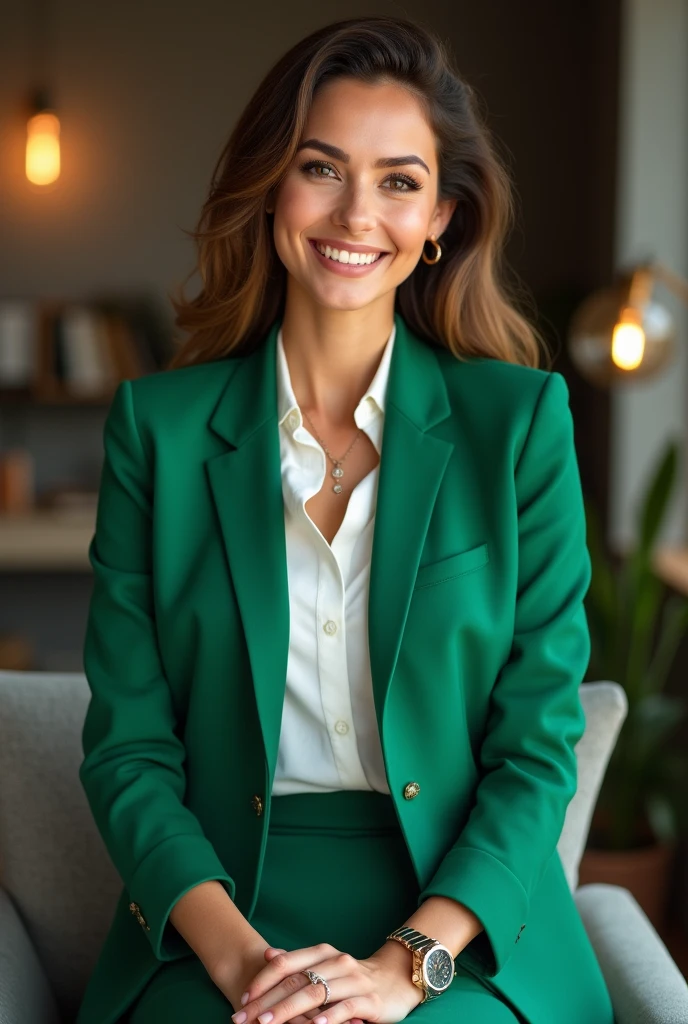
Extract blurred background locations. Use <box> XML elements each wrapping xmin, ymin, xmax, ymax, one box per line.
<box><xmin>1</xmin><ymin>0</ymin><xmax>687</xmax><ymax>997</ymax></box>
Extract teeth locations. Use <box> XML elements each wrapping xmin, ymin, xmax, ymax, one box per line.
<box><xmin>315</xmin><ymin>242</ymin><xmax>382</xmax><ymax>265</ymax></box>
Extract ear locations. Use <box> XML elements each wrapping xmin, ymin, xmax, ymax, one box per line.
<box><xmin>431</xmin><ymin>197</ymin><xmax>458</xmax><ymax>238</ymax></box>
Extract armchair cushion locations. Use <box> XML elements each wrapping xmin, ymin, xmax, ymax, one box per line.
<box><xmin>0</xmin><ymin>887</ymin><xmax>61</xmax><ymax>1024</ymax></box>
<box><xmin>0</xmin><ymin>670</ymin><xmax>122</xmax><ymax>1021</ymax></box>
<box><xmin>557</xmin><ymin>680</ymin><xmax>628</xmax><ymax>890</ymax></box>
<box><xmin>575</xmin><ymin>883</ymin><xmax>688</xmax><ymax>1023</ymax></box>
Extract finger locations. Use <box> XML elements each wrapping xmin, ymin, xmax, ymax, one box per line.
<box><xmin>235</xmin><ymin>950</ymin><xmax>355</xmax><ymax>1024</ymax></box>
<box><xmin>259</xmin><ymin>951</ymin><xmax>358</xmax><ymax>1024</ymax></box>
<box><xmin>238</xmin><ymin>943</ymin><xmax>337</xmax><ymax>1006</ymax></box>
<box><xmin>239</xmin><ymin>972</ymin><xmax>324</xmax><ymax>1023</ymax></box>
<box><xmin>237</xmin><ymin>967</ymin><xmax>338</xmax><ymax>1024</ymax></box>
<box><xmin>283</xmin><ymin>1013</ymin><xmax>332</xmax><ymax>1024</ymax></box>
<box><xmin>302</xmin><ymin>1015</ymin><xmax>363</xmax><ymax>1024</ymax></box>
<box><xmin>293</xmin><ymin>1015</ymin><xmax>361</xmax><ymax>1024</ymax></box>
<box><xmin>255</xmin><ymin>978</ymin><xmax>366</xmax><ymax>1024</ymax></box>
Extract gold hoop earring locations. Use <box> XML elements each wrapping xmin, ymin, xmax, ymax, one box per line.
<box><xmin>421</xmin><ymin>235</ymin><xmax>442</xmax><ymax>265</ymax></box>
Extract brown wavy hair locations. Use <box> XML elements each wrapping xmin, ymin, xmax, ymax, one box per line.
<box><xmin>166</xmin><ymin>15</ymin><xmax>551</xmax><ymax>371</ymax></box>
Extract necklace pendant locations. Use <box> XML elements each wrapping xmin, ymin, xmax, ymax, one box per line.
<box><xmin>332</xmin><ymin>466</ymin><xmax>344</xmax><ymax>479</ymax></box>
<box><xmin>333</xmin><ymin>483</ymin><xmax>343</xmax><ymax>494</ymax></box>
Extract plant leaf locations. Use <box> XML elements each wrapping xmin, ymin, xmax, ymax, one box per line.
<box><xmin>637</xmin><ymin>440</ymin><xmax>678</xmax><ymax>554</ymax></box>
<box><xmin>645</xmin><ymin>792</ymin><xmax>677</xmax><ymax>843</ymax></box>
<box><xmin>645</xmin><ymin>594</ymin><xmax>688</xmax><ymax>695</ymax></box>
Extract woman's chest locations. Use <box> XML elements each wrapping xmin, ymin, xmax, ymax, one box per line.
<box><xmin>301</xmin><ymin>428</ymin><xmax>381</xmax><ymax>545</ymax></box>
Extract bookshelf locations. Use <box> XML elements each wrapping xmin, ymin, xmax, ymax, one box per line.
<box><xmin>0</xmin><ymin>296</ymin><xmax>168</xmax><ymax>402</ymax></box>
<box><xmin>0</xmin><ymin>294</ymin><xmax>173</xmax><ymax>568</ymax></box>
<box><xmin>0</xmin><ymin>293</ymin><xmax>174</xmax><ymax>670</ymax></box>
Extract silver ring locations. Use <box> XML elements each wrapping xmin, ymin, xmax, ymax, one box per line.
<box><xmin>300</xmin><ymin>969</ymin><xmax>331</xmax><ymax>1008</ymax></box>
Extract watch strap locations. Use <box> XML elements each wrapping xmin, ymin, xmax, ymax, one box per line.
<box><xmin>387</xmin><ymin>925</ymin><xmax>440</xmax><ymax>955</ymax></box>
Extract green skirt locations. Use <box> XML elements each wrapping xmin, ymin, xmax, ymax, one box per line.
<box><xmin>126</xmin><ymin>790</ymin><xmax>525</xmax><ymax>1022</ymax></box>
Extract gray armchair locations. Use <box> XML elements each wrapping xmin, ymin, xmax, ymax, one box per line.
<box><xmin>0</xmin><ymin>671</ymin><xmax>686</xmax><ymax>1023</ymax></box>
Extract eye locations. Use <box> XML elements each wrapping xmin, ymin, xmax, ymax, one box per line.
<box><xmin>298</xmin><ymin>159</ymin><xmax>423</xmax><ymax>192</ymax></box>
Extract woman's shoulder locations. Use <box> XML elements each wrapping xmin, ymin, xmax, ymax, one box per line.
<box><xmin>124</xmin><ymin>355</ymin><xmax>243</xmax><ymax>424</ymax></box>
<box><xmin>433</xmin><ymin>344</ymin><xmax>564</xmax><ymax>413</ymax></box>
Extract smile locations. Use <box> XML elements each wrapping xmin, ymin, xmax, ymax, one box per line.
<box><xmin>308</xmin><ymin>238</ymin><xmax>390</xmax><ymax>276</ymax></box>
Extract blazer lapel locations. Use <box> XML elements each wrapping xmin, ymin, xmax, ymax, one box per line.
<box><xmin>206</xmin><ymin>313</ymin><xmax>454</xmax><ymax>787</ymax></box>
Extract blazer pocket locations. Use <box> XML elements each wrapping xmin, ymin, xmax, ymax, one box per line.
<box><xmin>414</xmin><ymin>542</ymin><xmax>490</xmax><ymax>590</ymax></box>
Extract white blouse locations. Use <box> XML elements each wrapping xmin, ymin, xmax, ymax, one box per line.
<box><xmin>271</xmin><ymin>321</ymin><xmax>397</xmax><ymax>797</ymax></box>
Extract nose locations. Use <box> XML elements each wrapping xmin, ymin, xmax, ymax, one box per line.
<box><xmin>332</xmin><ymin>183</ymin><xmax>379</xmax><ymax>236</ymax></box>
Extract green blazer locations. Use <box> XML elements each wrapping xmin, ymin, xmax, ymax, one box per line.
<box><xmin>76</xmin><ymin>312</ymin><xmax>614</xmax><ymax>1024</ymax></box>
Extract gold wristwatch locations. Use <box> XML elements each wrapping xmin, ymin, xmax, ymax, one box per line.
<box><xmin>386</xmin><ymin>925</ymin><xmax>455</xmax><ymax>1002</ymax></box>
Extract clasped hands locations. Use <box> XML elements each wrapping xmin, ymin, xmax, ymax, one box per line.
<box><xmin>230</xmin><ymin>940</ymin><xmax>425</xmax><ymax>1024</ymax></box>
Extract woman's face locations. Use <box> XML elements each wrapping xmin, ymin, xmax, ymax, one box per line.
<box><xmin>270</xmin><ymin>77</ymin><xmax>457</xmax><ymax>313</ymax></box>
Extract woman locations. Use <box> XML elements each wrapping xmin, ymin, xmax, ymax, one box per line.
<box><xmin>76</xmin><ymin>15</ymin><xmax>615</xmax><ymax>1024</ymax></box>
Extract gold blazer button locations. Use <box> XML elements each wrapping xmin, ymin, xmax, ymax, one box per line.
<box><xmin>129</xmin><ymin>901</ymin><xmax>150</xmax><ymax>931</ymax></box>
<box><xmin>403</xmin><ymin>782</ymin><xmax>420</xmax><ymax>800</ymax></box>
<box><xmin>252</xmin><ymin>794</ymin><xmax>264</xmax><ymax>816</ymax></box>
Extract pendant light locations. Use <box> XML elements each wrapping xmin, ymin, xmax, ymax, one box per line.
<box><xmin>25</xmin><ymin>0</ymin><xmax>60</xmax><ymax>186</ymax></box>
<box><xmin>26</xmin><ymin>87</ymin><xmax>60</xmax><ymax>186</ymax></box>
<box><xmin>568</xmin><ymin>262</ymin><xmax>688</xmax><ymax>387</ymax></box>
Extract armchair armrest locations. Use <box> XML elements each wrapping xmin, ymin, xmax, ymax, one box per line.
<box><xmin>574</xmin><ymin>883</ymin><xmax>688</xmax><ymax>1024</ymax></box>
<box><xmin>0</xmin><ymin>887</ymin><xmax>61</xmax><ymax>1024</ymax></box>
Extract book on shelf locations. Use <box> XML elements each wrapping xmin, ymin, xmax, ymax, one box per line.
<box><xmin>56</xmin><ymin>306</ymin><xmax>118</xmax><ymax>395</ymax></box>
<box><xmin>0</xmin><ymin>295</ymin><xmax>175</xmax><ymax>398</ymax></box>
<box><xmin>50</xmin><ymin>303</ymin><xmax>154</xmax><ymax>396</ymax></box>
<box><xmin>0</xmin><ymin>300</ymin><xmax>39</xmax><ymax>387</ymax></box>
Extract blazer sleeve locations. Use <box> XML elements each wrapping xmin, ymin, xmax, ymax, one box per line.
<box><xmin>79</xmin><ymin>378</ymin><xmax>236</xmax><ymax>962</ymax></box>
<box><xmin>415</xmin><ymin>370</ymin><xmax>591</xmax><ymax>978</ymax></box>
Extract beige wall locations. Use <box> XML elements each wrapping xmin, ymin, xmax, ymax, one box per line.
<box><xmin>612</xmin><ymin>0</ymin><xmax>688</xmax><ymax>548</ymax></box>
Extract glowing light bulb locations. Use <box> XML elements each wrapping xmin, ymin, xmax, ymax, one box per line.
<box><xmin>26</xmin><ymin>111</ymin><xmax>60</xmax><ymax>185</ymax></box>
<box><xmin>611</xmin><ymin>318</ymin><xmax>645</xmax><ymax>370</ymax></box>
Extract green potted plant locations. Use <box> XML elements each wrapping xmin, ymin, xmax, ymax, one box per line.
<box><xmin>580</xmin><ymin>437</ymin><xmax>688</xmax><ymax>927</ymax></box>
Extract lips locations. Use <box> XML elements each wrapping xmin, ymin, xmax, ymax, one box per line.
<box><xmin>307</xmin><ymin>238</ymin><xmax>392</xmax><ymax>277</ymax></box>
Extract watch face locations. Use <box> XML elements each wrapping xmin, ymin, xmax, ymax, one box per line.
<box><xmin>424</xmin><ymin>947</ymin><xmax>454</xmax><ymax>991</ymax></box>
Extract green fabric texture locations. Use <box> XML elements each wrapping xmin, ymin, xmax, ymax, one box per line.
<box><xmin>127</xmin><ymin>789</ymin><xmax>525</xmax><ymax>1023</ymax></box>
<box><xmin>76</xmin><ymin>312</ymin><xmax>613</xmax><ymax>1024</ymax></box>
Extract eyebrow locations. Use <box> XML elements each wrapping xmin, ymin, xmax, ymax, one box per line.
<box><xmin>296</xmin><ymin>137</ymin><xmax>430</xmax><ymax>176</ymax></box>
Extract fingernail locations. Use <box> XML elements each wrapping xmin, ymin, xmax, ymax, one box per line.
<box><xmin>241</xmin><ymin>992</ymin><xmax>249</xmax><ymax>1006</ymax></box>
<box><xmin>231</xmin><ymin>1013</ymin><xmax>246</xmax><ymax>1024</ymax></box>
<box><xmin>258</xmin><ymin>1014</ymin><xmax>273</xmax><ymax>1024</ymax></box>
<box><xmin>313</xmin><ymin>1016</ymin><xmax>328</xmax><ymax>1024</ymax></box>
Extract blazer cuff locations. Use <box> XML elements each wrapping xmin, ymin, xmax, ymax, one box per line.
<box><xmin>127</xmin><ymin>832</ymin><xmax>237</xmax><ymax>961</ymax></box>
<box><xmin>416</xmin><ymin>845</ymin><xmax>529</xmax><ymax>978</ymax></box>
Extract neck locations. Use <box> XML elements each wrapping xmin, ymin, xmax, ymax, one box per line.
<box><xmin>280</xmin><ymin>297</ymin><xmax>394</xmax><ymax>425</ymax></box>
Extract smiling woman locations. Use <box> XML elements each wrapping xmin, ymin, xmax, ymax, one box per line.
<box><xmin>75</xmin><ymin>14</ymin><xmax>613</xmax><ymax>1024</ymax></box>
<box><xmin>164</xmin><ymin>16</ymin><xmax>549</xmax><ymax>371</ymax></box>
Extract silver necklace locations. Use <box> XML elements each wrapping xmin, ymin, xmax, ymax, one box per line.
<box><xmin>302</xmin><ymin>408</ymin><xmax>363</xmax><ymax>494</ymax></box>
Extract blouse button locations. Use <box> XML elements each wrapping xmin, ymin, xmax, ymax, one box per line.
<box><xmin>323</xmin><ymin>620</ymin><xmax>338</xmax><ymax>635</ymax></box>
<box><xmin>288</xmin><ymin>411</ymin><xmax>300</xmax><ymax>430</ymax></box>
<box><xmin>335</xmin><ymin>720</ymin><xmax>349</xmax><ymax>735</ymax></box>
